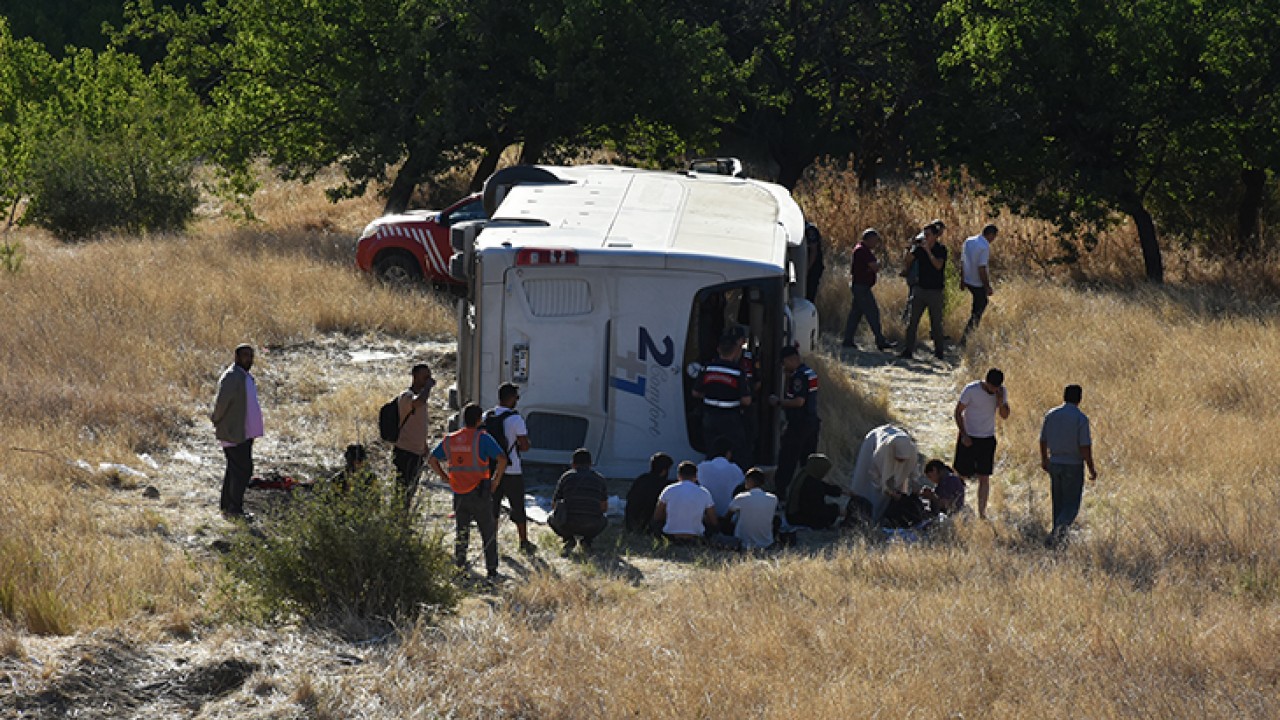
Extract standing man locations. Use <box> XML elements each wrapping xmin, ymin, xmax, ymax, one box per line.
<box><xmin>427</xmin><ymin>403</ymin><xmax>507</xmax><ymax>579</ymax></box>
<box><xmin>393</xmin><ymin>363</ymin><xmax>435</xmax><ymax>508</ymax></box>
<box><xmin>900</xmin><ymin>221</ymin><xmax>949</xmax><ymax>360</ymax></box>
<box><xmin>954</xmin><ymin>368</ymin><xmax>1010</xmax><ymax>520</ymax></box>
<box><xmin>1039</xmin><ymin>385</ymin><xmax>1098</xmax><ymax>545</ymax></box>
<box><xmin>841</xmin><ymin>228</ymin><xmax>896</xmax><ymax>351</ymax></box>
<box><xmin>548</xmin><ymin>448</ymin><xmax>610</xmax><ymax>556</ymax></box>
<box><xmin>769</xmin><ymin>345</ymin><xmax>820</xmax><ymax>505</ymax></box>
<box><xmin>486</xmin><ymin>382</ymin><xmax>535</xmax><ymax>555</ymax></box>
<box><xmin>960</xmin><ymin>224</ymin><xmax>998</xmax><ymax>344</ymax></box>
<box><xmin>804</xmin><ymin>221</ymin><xmax>825</xmax><ymax>303</ymax></box>
<box><xmin>211</xmin><ymin>344</ymin><xmax>263</xmax><ymax>519</ymax></box>
<box><xmin>693</xmin><ymin>334</ymin><xmax>752</xmax><ymax>465</ymax></box>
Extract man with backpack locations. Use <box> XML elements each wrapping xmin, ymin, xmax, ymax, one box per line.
<box><xmin>485</xmin><ymin>382</ymin><xmax>535</xmax><ymax>555</ymax></box>
<box><xmin>389</xmin><ymin>363</ymin><xmax>434</xmax><ymax>509</ymax></box>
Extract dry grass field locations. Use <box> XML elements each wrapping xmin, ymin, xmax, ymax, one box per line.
<box><xmin>2</xmin><ymin>164</ymin><xmax>1280</xmax><ymax>717</ymax></box>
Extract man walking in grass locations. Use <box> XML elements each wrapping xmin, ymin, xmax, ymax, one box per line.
<box><xmin>960</xmin><ymin>224</ymin><xmax>998</xmax><ymax>345</ymax></box>
<box><xmin>841</xmin><ymin>228</ymin><xmax>895</xmax><ymax>352</ymax></box>
<box><xmin>1040</xmin><ymin>384</ymin><xmax>1098</xmax><ymax>545</ymax></box>
<box><xmin>899</xmin><ymin>221</ymin><xmax>949</xmax><ymax>360</ymax></box>
<box><xmin>211</xmin><ymin>344</ymin><xmax>263</xmax><ymax>520</ymax></box>
<box><xmin>953</xmin><ymin>368</ymin><xmax>1010</xmax><ymax>519</ymax></box>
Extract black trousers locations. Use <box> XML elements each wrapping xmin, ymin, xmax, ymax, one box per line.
<box><xmin>393</xmin><ymin>447</ymin><xmax>424</xmax><ymax>508</ymax></box>
<box><xmin>454</xmin><ymin>485</ymin><xmax>499</xmax><ymax>573</ymax></box>
<box><xmin>775</xmin><ymin>420</ymin><xmax>820</xmax><ymax>505</ymax></box>
<box><xmin>964</xmin><ymin>284</ymin><xmax>989</xmax><ymax>336</ymax></box>
<box><xmin>551</xmin><ymin>514</ymin><xmax>608</xmax><ymax>544</ymax></box>
<box><xmin>220</xmin><ymin>439</ymin><xmax>253</xmax><ymax>515</ymax></box>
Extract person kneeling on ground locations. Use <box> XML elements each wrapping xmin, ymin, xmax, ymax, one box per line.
<box><xmin>654</xmin><ymin>461</ymin><xmax>718</xmax><ymax>543</ymax></box>
<box><xmin>920</xmin><ymin>459</ymin><xmax>966</xmax><ymax>516</ymax></box>
<box><xmin>847</xmin><ymin>425</ymin><xmax>919</xmax><ymax>525</ymax></box>
<box><xmin>726</xmin><ymin>468</ymin><xmax>778</xmax><ymax>550</ymax></box>
<box><xmin>626</xmin><ymin>452</ymin><xmax>674</xmax><ymax>535</ymax></box>
<box><xmin>785</xmin><ymin>454</ymin><xmax>843</xmax><ymax>530</ymax></box>
<box><xmin>331</xmin><ymin>443</ymin><xmax>369</xmax><ymax>492</ymax></box>
<box><xmin>549</xmin><ymin>448</ymin><xmax>610</xmax><ymax>557</ymax></box>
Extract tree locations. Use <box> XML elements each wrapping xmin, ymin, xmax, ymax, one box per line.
<box><xmin>680</xmin><ymin>0</ymin><xmax>946</xmax><ymax>189</ymax></box>
<box><xmin>0</xmin><ymin>18</ymin><xmax>54</xmax><ymax>227</ymax></box>
<box><xmin>940</xmin><ymin>0</ymin><xmax>1211</xmax><ymax>282</ymax></box>
<box><xmin>20</xmin><ymin>48</ymin><xmax>204</xmax><ymax>239</ymax></box>
<box><xmin>127</xmin><ymin>0</ymin><xmax>731</xmax><ymax>213</ymax></box>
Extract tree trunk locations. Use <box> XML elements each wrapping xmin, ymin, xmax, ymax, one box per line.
<box><xmin>518</xmin><ymin>135</ymin><xmax>546</xmax><ymax>166</ymax></box>
<box><xmin>469</xmin><ymin>139</ymin><xmax>509</xmax><ymax>192</ymax></box>
<box><xmin>384</xmin><ymin>148</ymin><xmax>431</xmax><ymax>214</ymax></box>
<box><xmin>1130</xmin><ymin>204</ymin><xmax>1164</xmax><ymax>283</ymax></box>
<box><xmin>1235</xmin><ymin>167</ymin><xmax>1266</xmax><ymax>260</ymax></box>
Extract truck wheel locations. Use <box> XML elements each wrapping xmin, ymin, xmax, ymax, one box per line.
<box><xmin>374</xmin><ymin>253</ymin><xmax>422</xmax><ymax>287</ymax></box>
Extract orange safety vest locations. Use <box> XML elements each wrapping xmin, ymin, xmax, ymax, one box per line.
<box><xmin>444</xmin><ymin>427</ymin><xmax>489</xmax><ymax>494</ymax></box>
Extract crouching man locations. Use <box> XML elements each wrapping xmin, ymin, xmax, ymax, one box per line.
<box><xmin>549</xmin><ymin>448</ymin><xmax>610</xmax><ymax>556</ymax></box>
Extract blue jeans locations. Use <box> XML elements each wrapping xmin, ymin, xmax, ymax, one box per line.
<box><xmin>843</xmin><ymin>284</ymin><xmax>886</xmax><ymax>346</ymax></box>
<box><xmin>1049</xmin><ymin>464</ymin><xmax>1085</xmax><ymax>532</ymax></box>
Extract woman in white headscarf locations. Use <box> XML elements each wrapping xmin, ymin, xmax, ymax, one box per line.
<box><xmin>845</xmin><ymin>425</ymin><xmax>919</xmax><ymax>523</ymax></box>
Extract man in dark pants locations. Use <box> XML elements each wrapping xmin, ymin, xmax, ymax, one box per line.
<box><xmin>428</xmin><ymin>403</ymin><xmax>507</xmax><ymax>579</ymax></box>
<box><xmin>626</xmin><ymin>452</ymin><xmax>674</xmax><ymax>534</ymax></box>
<box><xmin>549</xmin><ymin>448</ymin><xmax>610</xmax><ymax>556</ymax></box>
<box><xmin>487</xmin><ymin>382</ymin><xmax>535</xmax><ymax>554</ymax></box>
<box><xmin>960</xmin><ymin>224</ymin><xmax>998</xmax><ymax>345</ymax></box>
<box><xmin>693</xmin><ymin>334</ymin><xmax>753</xmax><ymax>465</ymax></box>
<box><xmin>211</xmin><ymin>344</ymin><xmax>263</xmax><ymax>519</ymax></box>
<box><xmin>1039</xmin><ymin>384</ymin><xmax>1098</xmax><ymax>546</ymax></box>
<box><xmin>900</xmin><ymin>221</ymin><xmax>949</xmax><ymax>359</ymax></box>
<box><xmin>804</xmin><ymin>221</ymin><xmax>825</xmax><ymax>303</ymax></box>
<box><xmin>393</xmin><ymin>363</ymin><xmax>435</xmax><ymax>508</ymax></box>
<box><xmin>842</xmin><ymin>228</ymin><xmax>895</xmax><ymax>351</ymax></box>
<box><xmin>769</xmin><ymin>345</ymin><xmax>820</xmax><ymax>507</ymax></box>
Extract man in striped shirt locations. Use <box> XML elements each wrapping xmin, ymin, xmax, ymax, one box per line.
<box><xmin>693</xmin><ymin>334</ymin><xmax>753</xmax><ymax>467</ymax></box>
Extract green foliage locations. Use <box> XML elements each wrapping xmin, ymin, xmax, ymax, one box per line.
<box><xmin>19</xmin><ymin>48</ymin><xmax>203</xmax><ymax>240</ymax></box>
<box><xmin>224</xmin><ymin>476</ymin><xmax>459</xmax><ymax>628</ymax></box>
<box><xmin>0</xmin><ymin>240</ymin><xmax>22</xmax><ymax>274</ymax></box>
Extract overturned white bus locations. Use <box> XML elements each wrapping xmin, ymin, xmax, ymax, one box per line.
<box><xmin>446</xmin><ymin>163</ymin><xmax>818</xmax><ymax>478</ymax></box>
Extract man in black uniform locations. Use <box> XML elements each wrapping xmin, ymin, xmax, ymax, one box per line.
<box><xmin>693</xmin><ymin>334</ymin><xmax>753</xmax><ymax>465</ymax></box>
<box><xmin>769</xmin><ymin>345</ymin><xmax>820</xmax><ymax>507</ymax></box>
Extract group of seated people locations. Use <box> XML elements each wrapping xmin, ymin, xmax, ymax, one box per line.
<box><xmin>616</xmin><ymin>424</ymin><xmax>968</xmax><ymax>552</ymax></box>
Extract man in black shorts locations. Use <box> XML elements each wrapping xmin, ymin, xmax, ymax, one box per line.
<box><xmin>953</xmin><ymin>368</ymin><xmax>1010</xmax><ymax>519</ymax></box>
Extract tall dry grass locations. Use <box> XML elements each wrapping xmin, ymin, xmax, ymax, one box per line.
<box><xmin>0</xmin><ymin>170</ymin><xmax>454</xmax><ymax>633</ymax></box>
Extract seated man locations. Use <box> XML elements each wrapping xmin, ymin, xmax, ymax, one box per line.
<box><xmin>331</xmin><ymin>443</ymin><xmax>369</xmax><ymax>492</ymax></box>
<box><xmin>549</xmin><ymin>448</ymin><xmax>610</xmax><ymax>556</ymax></box>
<box><xmin>727</xmin><ymin>468</ymin><xmax>778</xmax><ymax>550</ymax></box>
<box><xmin>785</xmin><ymin>454</ymin><xmax>843</xmax><ymax>529</ymax></box>
<box><xmin>625</xmin><ymin>452</ymin><xmax>674</xmax><ymax>534</ymax></box>
<box><xmin>653</xmin><ymin>461</ymin><xmax>718</xmax><ymax>542</ymax></box>
<box><xmin>920</xmin><ymin>459</ymin><xmax>966</xmax><ymax>515</ymax></box>
<box><xmin>697</xmin><ymin>438</ymin><xmax>745</xmax><ymax>527</ymax></box>
<box><xmin>846</xmin><ymin>425</ymin><xmax>919</xmax><ymax>524</ymax></box>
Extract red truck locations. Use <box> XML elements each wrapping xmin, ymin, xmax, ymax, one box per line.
<box><xmin>354</xmin><ymin>193</ymin><xmax>485</xmax><ymax>286</ymax></box>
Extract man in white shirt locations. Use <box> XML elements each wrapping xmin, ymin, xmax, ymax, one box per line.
<box><xmin>211</xmin><ymin>344</ymin><xmax>263</xmax><ymax>520</ymax></box>
<box><xmin>697</xmin><ymin>438</ymin><xmax>745</xmax><ymax>520</ymax></box>
<box><xmin>727</xmin><ymin>468</ymin><xmax>778</xmax><ymax>549</ymax></box>
<box><xmin>653</xmin><ymin>461</ymin><xmax>718</xmax><ymax>541</ymax></box>
<box><xmin>486</xmin><ymin>383</ymin><xmax>535</xmax><ymax>554</ymax></box>
<box><xmin>953</xmin><ymin>368</ymin><xmax>1011</xmax><ymax>519</ymax></box>
<box><xmin>960</xmin><ymin>224</ymin><xmax>997</xmax><ymax>344</ymax></box>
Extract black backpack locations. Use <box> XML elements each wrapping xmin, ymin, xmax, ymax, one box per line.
<box><xmin>379</xmin><ymin>395</ymin><xmax>412</xmax><ymax>443</ymax></box>
<box><xmin>481</xmin><ymin>408</ymin><xmax>518</xmax><ymax>467</ymax></box>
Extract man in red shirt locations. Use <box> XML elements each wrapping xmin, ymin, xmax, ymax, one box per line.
<box><xmin>841</xmin><ymin>228</ymin><xmax>896</xmax><ymax>351</ymax></box>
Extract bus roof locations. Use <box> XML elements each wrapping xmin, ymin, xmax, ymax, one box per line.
<box><xmin>479</xmin><ymin>165</ymin><xmax>802</xmax><ymax>270</ymax></box>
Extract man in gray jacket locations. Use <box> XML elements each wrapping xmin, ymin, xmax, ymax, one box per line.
<box><xmin>211</xmin><ymin>344</ymin><xmax>263</xmax><ymax>519</ymax></box>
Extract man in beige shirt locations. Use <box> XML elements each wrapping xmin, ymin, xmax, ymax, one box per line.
<box><xmin>393</xmin><ymin>363</ymin><xmax>434</xmax><ymax>508</ymax></box>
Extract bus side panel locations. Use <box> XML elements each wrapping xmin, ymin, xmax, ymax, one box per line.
<box><xmin>600</xmin><ymin>272</ymin><xmax>712</xmax><ymax>476</ymax></box>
